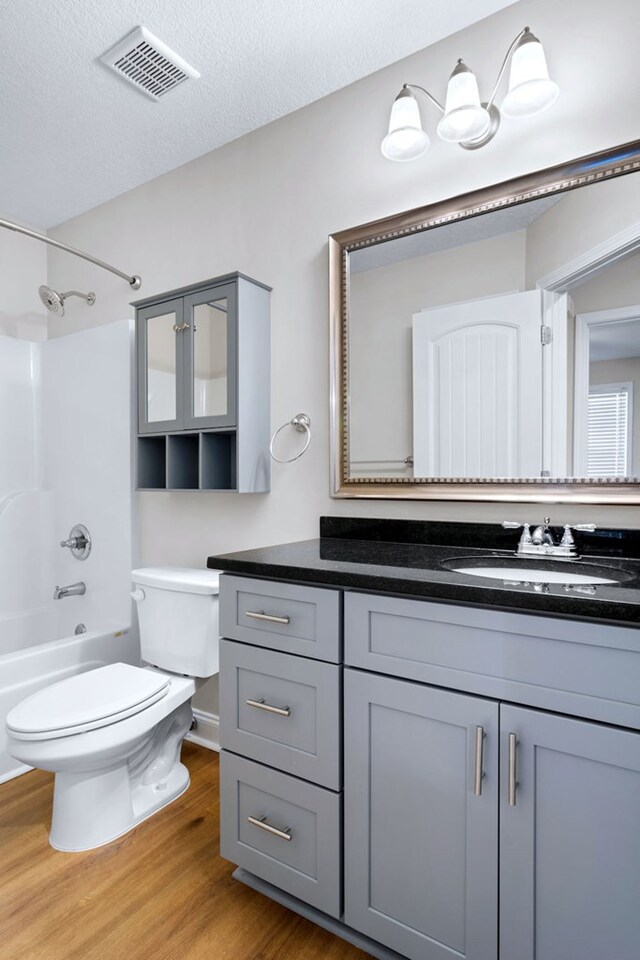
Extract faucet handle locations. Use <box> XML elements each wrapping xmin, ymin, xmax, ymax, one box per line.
<box><xmin>558</xmin><ymin>524</ymin><xmax>596</xmax><ymax>556</ymax></box>
<box><xmin>502</xmin><ymin>521</ymin><xmax>532</xmax><ymax>538</ymax></box>
<box><xmin>560</xmin><ymin>524</ymin><xmax>575</xmax><ymax>548</ymax></box>
<box><xmin>502</xmin><ymin>521</ymin><xmax>532</xmax><ymax>551</ymax></box>
<box><xmin>561</xmin><ymin>523</ymin><xmax>597</xmax><ymax>544</ymax></box>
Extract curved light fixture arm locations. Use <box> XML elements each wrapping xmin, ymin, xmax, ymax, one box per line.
<box><xmin>402</xmin><ymin>83</ymin><xmax>445</xmax><ymax>115</ymax></box>
<box><xmin>485</xmin><ymin>27</ymin><xmax>529</xmax><ymax>109</ymax></box>
<box><xmin>0</xmin><ymin>217</ymin><xmax>141</xmax><ymax>289</ymax></box>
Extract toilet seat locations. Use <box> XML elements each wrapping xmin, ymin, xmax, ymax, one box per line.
<box><xmin>6</xmin><ymin>663</ymin><xmax>171</xmax><ymax>741</ymax></box>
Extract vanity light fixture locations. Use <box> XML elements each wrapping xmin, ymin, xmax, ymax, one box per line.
<box><xmin>381</xmin><ymin>27</ymin><xmax>559</xmax><ymax>160</ymax></box>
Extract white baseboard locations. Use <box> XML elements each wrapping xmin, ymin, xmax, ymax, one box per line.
<box><xmin>185</xmin><ymin>708</ymin><xmax>220</xmax><ymax>752</ymax></box>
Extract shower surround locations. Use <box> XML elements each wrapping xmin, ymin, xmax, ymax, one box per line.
<box><xmin>0</xmin><ymin>320</ymin><xmax>137</xmax><ymax>782</ymax></box>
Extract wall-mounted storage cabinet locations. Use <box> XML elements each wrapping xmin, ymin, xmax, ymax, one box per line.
<box><xmin>134</xmin><ymin>273</ymin><xmax>270</xmax><ymax>492</ymax></box>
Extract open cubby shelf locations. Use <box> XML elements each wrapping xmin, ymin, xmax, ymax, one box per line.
<box><xmin>137</xmin><ymin>431</ymin><xmax>237</xmax><ymax>491</ymax></box>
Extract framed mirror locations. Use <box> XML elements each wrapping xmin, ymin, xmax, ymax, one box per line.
<box><xmin>329</xmin><ymin>140</ymin><xmax>640</xmax><ymax>502</ymax></box>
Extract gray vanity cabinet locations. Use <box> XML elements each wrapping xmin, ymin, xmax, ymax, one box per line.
<box><xmin>134</xmin><ymin>273</ymin><xmax>270</xmax><ymax>492</ymax></box>
<box><xmin>218</xmin><ymin>575</ymin><xmax>640</xmax><ymax>960</ymax></box>
<box><xmin>500</xmin><ymin>705</ymin><xmax>640</xmax><ymax>960</ymax></box>
<box><xmin>344</xmin><ymin>669</ymin><xmax>499</xmax><ymax>960</ymax></box>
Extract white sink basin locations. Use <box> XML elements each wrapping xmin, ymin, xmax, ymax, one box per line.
<box><xmin>449</xmin><ymin>565</ymin><xmax>619</xmax><ymax>585</ymax></box>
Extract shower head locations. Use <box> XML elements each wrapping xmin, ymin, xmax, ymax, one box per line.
<box><xmin>38</xmin><ymin>285</ymin><xmax>96</xmax><ymax>317</ymax></box>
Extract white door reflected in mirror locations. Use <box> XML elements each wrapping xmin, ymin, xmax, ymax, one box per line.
<box><xmin>412</xmin><ymin>290</ymin><xmax>543</xmax><ymax>479</ymax></box>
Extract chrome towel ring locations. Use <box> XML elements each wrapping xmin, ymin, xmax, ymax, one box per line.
<box><xmin>270</xmin><ymin>413</ymin><xmax>311</xmax><ymax>463</ymax></box>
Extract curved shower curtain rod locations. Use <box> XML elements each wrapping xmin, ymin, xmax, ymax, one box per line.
<box><xmin>0</xmin><ymin>216</ymin><xmax>141</xmax><ymax>290</ymax></box>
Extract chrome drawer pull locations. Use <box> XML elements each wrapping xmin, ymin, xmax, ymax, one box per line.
<box><xmin>508</xmin><ymin>733</ymin><xmax>518</xmax><ymax>806</ymax></box>
<box><xmin>245</xmin><ymin>610</ymin><xmax>291</xmax><ymax>625</ymax></box>
<box><xmin>246</xmin><ymin>698</ymin><xmax>291</xmax><ymax>717</ymax></box>
<box><xmin>474</xmin><ymin>725</ymin><xmax>485</xmax><ymax>797</ymax></box>
<box><xmin>247</xmin><ymin>815</ymin><xmax>292</xmax><ymax>841</ymax></box>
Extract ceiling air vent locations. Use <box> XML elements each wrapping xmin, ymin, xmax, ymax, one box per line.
<box><xmin>100</xmin><ymin>26</ymin><xmax>200</xmax><ymax>101</ymax></box>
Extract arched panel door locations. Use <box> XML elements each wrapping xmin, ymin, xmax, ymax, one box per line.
<box><xmin>413</xmin><ymin>290</ymin><xmax>543</xmax><ymax>478</ymax></box>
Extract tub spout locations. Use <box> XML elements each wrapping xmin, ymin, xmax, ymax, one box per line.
<box><xmin>54</xmin><ymin>581</ymin><xmax>86</xmax><ymax>600</ymax></box>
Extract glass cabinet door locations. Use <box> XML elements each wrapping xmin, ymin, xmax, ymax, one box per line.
<box><xmin>183</xmin><ymin>283</ymin><xmax>237</xmax><ymax>429</ymax></box>
<box><xmin>137</xmin><ymin>297</ymin><xmax>185</xmax><ymax>433</ymax></box>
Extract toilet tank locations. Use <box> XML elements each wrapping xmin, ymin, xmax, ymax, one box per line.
<box><xmin>131</xmin><ymin>568</ymin><xmax>221</xmax><ymax>678</ymax></box>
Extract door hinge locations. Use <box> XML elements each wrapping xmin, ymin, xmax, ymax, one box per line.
<box><xmin>540</xmin><ymin>325</ymin><xmax>552</xmax><ymax>345</ymax></box>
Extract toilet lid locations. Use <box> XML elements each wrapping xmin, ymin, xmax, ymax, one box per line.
<box><xmin>6</xmin><ymin>663</ymin><xmax>171</xmax><ymax>740</ymax></box>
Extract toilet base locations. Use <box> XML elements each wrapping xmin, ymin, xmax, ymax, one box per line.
<box><xmin>48</xmin><ymin>700</ymin><xmax>194</xmax><ymax>852</ymax></box>
<box><xmin>50</xmin><ymin>760</ymin><xmax>190</xmax><ymax>852</ymax></box>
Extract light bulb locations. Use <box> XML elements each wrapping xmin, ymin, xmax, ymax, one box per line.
<box><xmin>502</xmin><ymin>30</ymin><xmax>559</xmax><ymax>118</ymax></box>
<box><xmin>437</xmin><ymin>60</ymin><xmax>491</xmax><ymax>143</ymax></box>
<box><xmin>381</xmin><ymin>89</ymin><xmax>430</xmax><ymax>161</ymax></box>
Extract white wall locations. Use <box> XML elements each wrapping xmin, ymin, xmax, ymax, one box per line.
<box><xmin>40</xmin><ymin>322</ymin><xmax>133</xmax><ymax>636</ymax></box>
<box><xmin>571</xmin><ymin>250</ymin><xmax>640</xmax><ymax>315</ymax></box>
<box><xmin>526</xmin><ymin>173</ymin><xmax>640</xmax><ymax>289</ymax></box>
<box><xmin>0</xmin><ymin>229</ymin><xmax>47</xmax><ymax>340</ymax></box>
<box><xmin>0</xmin><ymin>337</ymin><xmax>49</xmax><ymax>647</ymax></box>
<box><xmin>45</xmin><ymin>0</ymin><xmax>640</xmax><ymax>712</ymax></box>
<box><xmin>0</xmin><ymin>323</ymin><xmax>133</xmax><ymax>656</ymax></box>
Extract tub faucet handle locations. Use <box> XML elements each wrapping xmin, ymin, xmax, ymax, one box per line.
<box><xmin>59</xmin><ymin>524</ymin><xmax>91</xmax><ymax>560</ymax></box>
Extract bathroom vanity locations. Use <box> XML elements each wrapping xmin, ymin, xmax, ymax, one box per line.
<box><xmin>210</xmin><ymin>519</ymin><xmax>640</xmax><ymax>960</ymax></box>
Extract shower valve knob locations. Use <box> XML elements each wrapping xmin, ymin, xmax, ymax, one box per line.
<box><xmin>60</xmin><ymin>524</ymin><xmax>91</xmax><ymax>561</ymax></box>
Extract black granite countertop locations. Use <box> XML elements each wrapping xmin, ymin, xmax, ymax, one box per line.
<box><xmin>207</xmin><ymin>518</ymin><xmax>640</xmax><ymax>627</ymax></box>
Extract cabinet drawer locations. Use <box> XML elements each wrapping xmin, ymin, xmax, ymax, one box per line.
<box><xmin>345</xmin><ymin>592</ymin><xmax>640</xmax><ymax>729</ymax></box>
<box><xmin>220</xmin><ymin>575</ymin><xmax>341</xmax><ymax>662</ymax></box>
<box><xmin>220</xmin><ymin>640</ymin><xmax>341</xmax><ymax>789</ymax></box>
<box><xmin>220</xmin><ymin>751</ymin><xmax>342</xmax><ymax>918</ymax></box>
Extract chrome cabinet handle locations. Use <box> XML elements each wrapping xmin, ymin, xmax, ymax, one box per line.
<box><xmin>245</xmin><ymin>610</ymin><xmax>291</xmax><ymax>625</ymax></box>
<box><xmin>508</xmin><ymin>733</ymin><xmax>518</xmax><ymax>806</ymax></box>
<box><xmin>172</xmin><ymin>322</ymin><xmax>190</xmax><ymax>332</ymax></box>
<box><xmin>474</xmin><ymin>725</ymin><xmax>486</xmax><ymax>797</ymax></box>
<box><xmin>247</xmin><ymin>815</ymin><xmax>292</xmax><ymax>841</ymax></box>
<box><xmin>246</xmin><ymin>698</ymin><xmax>291</xmax><ymax>717</ymax></box>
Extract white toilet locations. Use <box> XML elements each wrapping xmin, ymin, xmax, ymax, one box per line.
<box><xmin>5</xmin><ymin>567</ymin><xmax>220</xmax><ymax>852</ymax></box>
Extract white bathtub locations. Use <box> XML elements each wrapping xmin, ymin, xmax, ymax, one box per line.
<box><xmin>0</xmin><ymin>626</ymin><xmax>138</xmax><ymax>784</ymax></box>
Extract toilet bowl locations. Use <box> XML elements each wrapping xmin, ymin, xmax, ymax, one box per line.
<box><xmin>5</xmin><ymin>567</ymin><xmax>220</xmax><ymax>852</ymax></box>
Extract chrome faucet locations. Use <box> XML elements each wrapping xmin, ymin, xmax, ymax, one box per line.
<box><xmin>53</xmin><ymin>581</ymin><xmax>86</xmax><ymax>600</ymax></box>
<box><xmin>531</xmin><ymin>517</ymin><xmax>555</xmax><ymax>548</ymax></box>
<box><xmin>502</xmin><ymin>520</ymin><xmax>596</xmax><ymax>559</ymax></box>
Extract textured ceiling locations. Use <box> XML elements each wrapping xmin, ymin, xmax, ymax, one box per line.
<box><xmin>350</xmin><ymin>194</ymin><xmax>563</xmax><ymax>273</ymax></box>
<box><xmin>0</xmin><ymin>0</ymin><xmax>515</xmax><ymax>228</ymax></box>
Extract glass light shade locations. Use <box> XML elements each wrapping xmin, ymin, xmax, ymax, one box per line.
<box><xmin>437</xmin><ymin>62</ymin><xmax>491</xmax><ymax>143</ymax></box>
<box><xmin>381</xmin><ymin>90</ymin><xmax>430</xmax><ymax>161</ymax></box>
<box><xmin>501</xmin><ymin>36</ymin><xmax>559</xmax><ymax>118</ymax></box>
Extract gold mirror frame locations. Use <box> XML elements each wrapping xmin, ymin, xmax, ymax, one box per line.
<box><xmin>329</xmin><ymin>139</ymin><xmax>640</xmax><ymax>504</ymax></box>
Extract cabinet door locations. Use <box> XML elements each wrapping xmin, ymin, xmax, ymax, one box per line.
<box><xmin>183</xmin><ymin>283</ymin><xmax>237</xmax><ymax>429</ymax></box>
<box><xmin>344</xmin><ymin>669</ymin><xmax>498</xmax><ymax>960</ymax></box>
<box><xmin>500</xmin><ymin>705</ymin><xmax>640</xmax><ymax>960</ymax></box>
<box><xmin>137</xmin><ymin>297</ymin><xmax>185</xmax><ymax>433</ymax></box>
